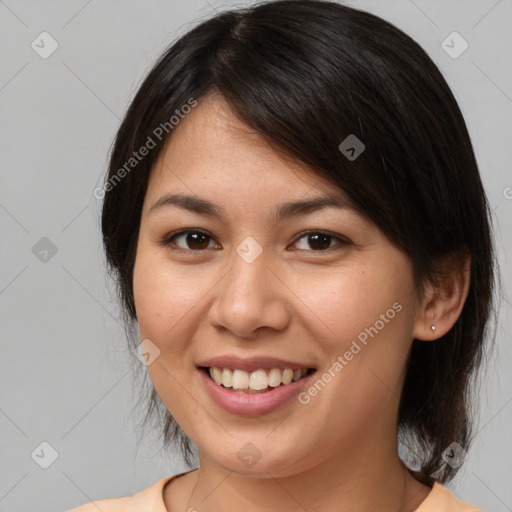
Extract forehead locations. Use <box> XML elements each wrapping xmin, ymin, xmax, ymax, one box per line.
<box><xmin>147</xmin><ymin>93</ymin><xmax>349</xmax><ymax>203</ymax></box>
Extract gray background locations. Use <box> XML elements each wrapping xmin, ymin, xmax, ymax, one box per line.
<box><xmin>0</xmin><ymin>0</ymin><xmax>511</xmax><ymax>510</ymax></box>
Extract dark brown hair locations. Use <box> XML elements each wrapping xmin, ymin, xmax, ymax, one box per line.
<box><xmin>100</xmin><ymin>0</ymin><xmax>498</xmax><ymax>484</ymax></box>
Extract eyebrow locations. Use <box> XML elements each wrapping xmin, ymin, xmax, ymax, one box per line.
<box><xmin>148</xmin><ymin>192</ymin><xmax>356</xmax><ymax>224</ymax></box>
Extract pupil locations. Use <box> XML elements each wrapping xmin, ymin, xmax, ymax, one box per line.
<box><xmin>188</xmin><ymin>232</ymin><xmax>209</xmax><ymax>250</ymax></box>
<box><xmin>309</xmin><ymin>233</ymin><xmax>330</xmax><ymax>250</ymax></box>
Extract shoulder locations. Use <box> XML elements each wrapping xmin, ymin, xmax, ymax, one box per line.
<box><xmin>416</xmin><ymin>481</ymin><xmax>484</xmax><ymax>512</ymax></box>
<box><xmin>67</xmin><ymin>495</ymin><xmax>132</xmax><ymax>512</ymax></box>
<box><xmin>67</xmin><ymin>475</ymin><xmax>175</xmax><ymax>512</ymax></box>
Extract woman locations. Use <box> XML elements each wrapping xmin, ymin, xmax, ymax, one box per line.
<box><xmin>70</xmin><ymin>1</ymin><xmax>497</xmax><ymax>510</ymax></box>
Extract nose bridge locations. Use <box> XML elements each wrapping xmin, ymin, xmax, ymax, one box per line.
<box><xmin>225</xmin><ymin>236</ymin><xmax>270</xmax><ymax>306</ymax></box>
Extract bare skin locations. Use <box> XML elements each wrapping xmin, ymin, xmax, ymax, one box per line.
<box><xmin>132</xmin><ymin>92</ymin><xmax>470</xmax><ymax>512</ymax></box>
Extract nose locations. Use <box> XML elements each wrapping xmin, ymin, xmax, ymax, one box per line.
<box><xmin>208</xmin><ymin>241</ymin><xmax>291</xmax><ymax>339</ymax></box>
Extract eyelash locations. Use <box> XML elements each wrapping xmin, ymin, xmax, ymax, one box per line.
<box><xmin>159</xmin><ymin>229</ymin><xmax>351</xmax><ymax>254</ymax></box>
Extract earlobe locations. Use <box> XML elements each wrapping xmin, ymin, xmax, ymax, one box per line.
<box><xmin>413</xmin><ymin>252</ymin><xmax>471</xmax><ymax>341</ymax></box>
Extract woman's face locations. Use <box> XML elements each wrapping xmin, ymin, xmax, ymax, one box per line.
<box><xmin>133</xmin><ymin>93</ymin><xmax>423</xmax><ymax>477</ymax></box>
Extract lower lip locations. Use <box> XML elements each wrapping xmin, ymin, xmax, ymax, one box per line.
<box><xmin>199</xmin><ymin>368</ymin><xmax>315</xmax><ymax>416</ymax></box>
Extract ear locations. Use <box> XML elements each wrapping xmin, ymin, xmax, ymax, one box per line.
<box><xmin>413</xmin><ymin>251</ymin><xmax>471</xmax><ymax>341</ymax></box>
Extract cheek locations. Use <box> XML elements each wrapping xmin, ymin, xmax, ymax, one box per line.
<box><xmin>133</xmin><ymin>252</ymin><xmax>179</xmax><ymax>342</ymax></box>
<box><xmin>290</xmin><ymin>263</ymin><xmax>412</xmax><ymax>348</ymax></box>
<box><xmin>132</xmin><ymin>248</ymin><xmax>217</xmax><ymax>359</ymax></box>
<box><xmin>291</xmin><ymin>264</ymin><xmax>414</xmax><ymax>408</ymax></box>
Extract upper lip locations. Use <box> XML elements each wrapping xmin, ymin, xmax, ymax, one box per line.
<box><xmin>197</xmin><ymin>356</ymin><xmax>316</xmax><ymax>373</ymax></box>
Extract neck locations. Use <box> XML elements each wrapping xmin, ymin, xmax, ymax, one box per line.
<box><xmin>179</xmin><ymin>438</ymin><xmax>432</xmax><ymax>512</ymax></box>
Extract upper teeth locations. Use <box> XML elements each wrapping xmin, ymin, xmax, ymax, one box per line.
<box><xmin>209</xmin><ymin>367</ymin><xmax>308</xmax><ymax>391</ymax></box>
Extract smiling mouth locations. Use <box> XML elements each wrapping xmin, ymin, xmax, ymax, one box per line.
<box><xmin>200</xmin><ymin>366</ymin><xmax>316</xmax><ymax>393</ymax></box>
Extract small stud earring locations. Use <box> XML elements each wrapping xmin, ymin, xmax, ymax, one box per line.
<box><xmin>431</xmin><ymin>325</ymin><xmax>436</xmax><ymax>331</ymax></box>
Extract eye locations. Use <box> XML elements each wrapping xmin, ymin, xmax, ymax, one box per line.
<box><xmin>291</xmin><ymin>230</ymin><xmax>351</xmax><ymax>252</ymax></box>
<box><xmin>160</xmin><ymin>229</ymin><xmax>218</xmax><ymax>252</ymax></box>
<box><xmin>160</xmin><ymin>229</ymin><xmax>350</xmax><ymax>253</ymax></box>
